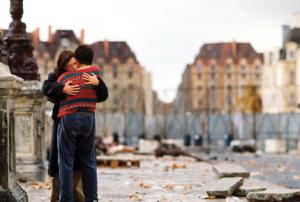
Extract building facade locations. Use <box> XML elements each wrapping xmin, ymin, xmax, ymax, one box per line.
<box><xmin>262</xmin><ymin>25</ymin><xmax>300</xmax><ymax>112</ymax></box>
<box><xmin>177</xmin><ymin>42</ymin><xmax>263</xmax><ymax>114</ymax></box>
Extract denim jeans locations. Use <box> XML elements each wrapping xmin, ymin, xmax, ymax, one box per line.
<box><xmin>57</xmin><ymin>112</ymin><xmax>98</xmax><ymax>202</ymax></box>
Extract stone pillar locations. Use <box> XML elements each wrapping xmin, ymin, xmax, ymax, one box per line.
<box><xmin>0</xmin><ymin>63</ymin><xmax>27</xmax><ymax>202</ymax></box>
<box><xmin>14</xmin><ymin>81</ymin><xmax>46</xmax><ymax>181</ymax></box>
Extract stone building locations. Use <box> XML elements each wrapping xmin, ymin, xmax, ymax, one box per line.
<box><xmin>90</xmin><ymin>40</ymin><xmax>153</xmax><ymax>115</ymax></box>
<box><xmin>27</xmin><ymin>28</ymin><xmax>155</xmax><ymax>143</ymax></box>
<box><xmin>177</xmin><ymin>42</ymin><xmax>263</xmax><ymax>114</ymax></box>
<box><xmin>262</xmin><ymin>25</ymin><xmax>300</xmax><ymax>112</ymax></box>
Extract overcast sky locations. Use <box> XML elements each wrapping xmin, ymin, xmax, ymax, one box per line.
<box><xmin>0</xmin><ymin>0</ymin><xmax>300</xmax><ymax>101</ymax></box>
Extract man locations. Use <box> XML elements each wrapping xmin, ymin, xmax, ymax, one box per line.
<box><xmin>42</xmin><ymin>47</ymin><xmax>108</xmax><ymax>202</ymax></box>
<box><xmin>56</xmin><ymin>45</ymin><xmax>104</xmax><ymax>202</ymax></box>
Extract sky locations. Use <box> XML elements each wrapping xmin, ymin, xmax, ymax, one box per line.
<box><xmin>0</xmin><ymin>0</ymin><xmax>300</xmax><ymax>102</ymax></box>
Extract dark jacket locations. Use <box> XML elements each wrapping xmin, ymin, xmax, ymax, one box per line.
<box><xmin>42</xmin><ymin>71</ymin><xmax>108</xmax><ymax>177</ymax></box>
<box><xmin>42</xmin><ymin>72</ymin><xmax>109</xmax><ymax>121</ymax></box>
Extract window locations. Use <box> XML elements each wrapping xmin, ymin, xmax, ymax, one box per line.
<box><xmin>198</xmin><ymin>99</ymin><xmax>203</xmax><ymax>107</ymax></box>
<box><xmin>128</xmin><ymin>71</ymin><xmax>133</xmax><ymax>79</ymax></box>
<box><xmin>241</xmin><ymin>73</ymin><xmax>246</xmax><ymax>78</ymax></box>
<box><xmin>211</xmin><ymin>73</ymin><xmax>215</xmax><ymax>79</ymax></box>
<box><xmin>198</xmin><ymin>86</ymin><xmax>202</xmax><ymax>91</ymax></box>
<box><xmin>227</xmin><ymin>73</ymin><xmax>231</xmax><ymax>79</ymax></box>
<box><xmin>113</xmin><ymin>71</ymin><xmax>118</xmax><ymax>78</ymax></box>
<box><xmin>128</xmin><ymin>84</ymin><xmax>134</xmax><ymax>89</ymax></box>
<box><xmin>241</xmin><ymin>64</ymin><xmax>246</xmax><ymax>71</ymax></box>
<box><xmin>289</xmin><ymin>51</ymin><xmax>295</xmax><ymax>59</ymax></box>
<box><xmin>198</xmin><ymin>73</ymin><xmax>202</xmax><ymax>79</ymax></box>
<box><xmin>227</xmin><ymin>96</ymin><xmax>232</xmax><ymax>105</ymax></box>
<box><xmin>289</xmin><ymin>93</ymin><xmax>296</xmax><ymax>105</ymax></box>
<box><xmin>226</xmin><ymin>64</ymin><xmax>231</xmax><ymax>69</ymax></box>
<box><xmin>113</xmin><ymin>84</ymin><xmax>118</xmax><ymax>90</ymax></box>
<box><xmin>256</xmin><ymin>73</ymin><xmax>260</xmax><ymax>79</ymax></box>
<box><xmin>289</xmin><ymin>71</ymin><xmax>295</xmax><ymax>84</ymax></box>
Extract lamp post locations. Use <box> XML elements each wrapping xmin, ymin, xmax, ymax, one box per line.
<box><xmin>4</xmin><ymin>0</ymin><xmax>39</xmax><ymax>80</ymax></box>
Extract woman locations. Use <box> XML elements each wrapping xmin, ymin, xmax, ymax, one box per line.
<box><xmin>42</xmin><ymin>50</ymin><xmax>108</xmax><ymax>201</ymax></box>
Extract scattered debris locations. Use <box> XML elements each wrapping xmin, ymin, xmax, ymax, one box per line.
<box><xmin>234</xmin><ymin>185</ymin><xmax>266</xmax><ymax>197</ymax></box>
<box><xmin>18</xmin><ymin>176</ymin><xmax>28</xmax><ymax>183</ymax></box>
<box><xmin>213</xmin><ymin>163</ymin><xmax>250</xmax><ymax>178</ymax></box>
<box><xmin>207</xmin><ymin>177</ymin><xmax>244</xmax><ymax>198</ymax></box>
<box><xmin>31</xmin><ymin>181</ymin><xmax>51</xmax><ymax>190</ymax></box>
<box><xmin>230</xmin><ymin>140</ymin><xmax>256</xmax><ymax>153</ymax></box>
<box><xmin>138</xmin><ymin>182</ymin><xmax>151</xmax><ymax>189</ymax></box>
<box><xmin>97</xmin><ymin>157</ymin><xmax>140</xmax><ymax>168</ymax></box>
<box><xmin>163</xmin><ymin>184</ymin><xmax>176</xmax><ymax>191</ymax></box>
<box><xmin>247</xmin><ymin>188</ymin><xmax>300</xmax><ymax>202</ymax></box>
<box><xmin>225</xmin><ymin>196</ymin><xmax>243</xmax><ymax>202</ymax></box>
<box><xmin>155</xmin><ymin>143</ymin><xmax>204</xmax><ymax>161</ymax></box>
<box><xmin>128</xmin><ymin>193</ymin><xmax>143</xmax><ymax>201</ymax></box>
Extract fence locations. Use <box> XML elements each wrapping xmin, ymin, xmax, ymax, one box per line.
<box><xmin>93</xmin><ymin>111</ymin><xmax>300</xmax><ymax>151</ymax></box>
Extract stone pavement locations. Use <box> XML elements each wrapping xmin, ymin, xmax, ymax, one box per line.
<box><xmin>19</xmin><ymin>154</ymin><xmax>278</xmax><ymax>202</ymax></box>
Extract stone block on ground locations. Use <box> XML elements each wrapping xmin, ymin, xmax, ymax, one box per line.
<box><xmin>207</xmin><ymin>177</ymin><xmax>244</xmax><ymax>198</ymax></box>
<box><xmin>234</xmin><ymin>185</ymin><xmax>266</xmax><ymax>197</ymax></box>
<box><xmin>247</xmin><ymin>188</ymin><xmax>300</xmax><ymax>202</ymax></box>
<box><xmin>264</xmin><ymin>139</ymin><xmax>286</xmax><ymax>154</ymax></box>
<box><xmin>213</xmin><ymin>163</ymin><xmax>250</xmax><ymax>178</ymax></box>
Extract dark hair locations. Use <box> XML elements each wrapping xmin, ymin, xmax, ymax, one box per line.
<box><xmin>75</xmin><ymin>45</ymin><xmax>94</xmax><ymax>65</ymax></box>
<box><xmin>54</xmin><ymin>50</ymin><xmax>74</xmax><ymax>76</ymax></box>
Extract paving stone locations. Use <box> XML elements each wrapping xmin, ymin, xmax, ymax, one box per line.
<box><xmin>247</xmin><ymin>188</ymin><xmax>300</xmax><ymax>202</ymax></box>
<box><xmin>207</xmin><ymin>177</ymin><xmax>244</xmax><ymax>198</ymax></box>
<box><xmin>213</xmin><ymin>163</ymin><xmax>250</xmax><ymax>178</ymax></box>
<box><xmin>234</xmin><ymin>186</ymin><xmax>266</xmax><ymax>197</ymax></box>
<box><xmin>234</xmin><ymin>178</ymin><xmax>281</xmax><ymax>197</ymax></box>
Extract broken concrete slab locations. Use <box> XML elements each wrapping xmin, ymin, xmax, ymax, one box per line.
<box><xmin>213</xmin><ymin>163</ymin><xmax>250</xmax><ymax>178</ymax></box>
<box><xmin>234</xmin><ymin>185</ymin><xmax>266</xmax><ymax>197</ymax></box>
<box><xmin>207</xmin><ymin>177</ymin><xmax>244</xmax><ymax>198</ymax></box>
<box><xmin>234</xmin><ymin>178</ymin><xmax>282</xmax><ymax>197</ymax></box>
<box><xmin>247</xmin><ymin>188</ymin><xmax>300</xmax><ymax>202</ymax></box>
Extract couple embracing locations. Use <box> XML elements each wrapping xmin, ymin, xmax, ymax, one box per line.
<box><xmin>43</xmin><ymin>45</ymin><xmax>108</xmax><ymax>202</ymax></box>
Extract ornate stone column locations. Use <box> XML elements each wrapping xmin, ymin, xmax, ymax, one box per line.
<box><xmin>0</xmin><ymin>63</ymin><xmax>27</xmax><ymax>202</ymax></box>
<box><xmin>4</xmin><ymin>0</ymin><xmax>39</xmax><ymax>80</ymax></box>
<box><xmin>3</xmin><ymin>0</ymin><xmax>46</xmax><ymax>181</ymax></box>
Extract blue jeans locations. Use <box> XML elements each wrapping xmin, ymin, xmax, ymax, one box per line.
<box><xmin>57</xmin><ymin>112</ymin><xmax>98</xmax><ymax>202</ymax></box>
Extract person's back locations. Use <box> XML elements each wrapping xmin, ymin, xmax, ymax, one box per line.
<box><xmin>57</xmin><ymin>45</ymin><xmax>99</xmax><ymax>202</ymax></box>
<box><xmin>56</xmin><ymin>66</ymin><xmax>101</xmax><ymax>118</ymax></box>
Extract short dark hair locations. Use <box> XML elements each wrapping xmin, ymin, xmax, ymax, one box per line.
<box><xmin>75</xmin><ymin>45</ymin><xmax>94</xmax><ymax>65</ymax></box>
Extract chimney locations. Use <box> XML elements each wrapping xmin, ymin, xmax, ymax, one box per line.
<box><xmin>80</xmin><ymin>28</ymin><xmax>85</xmax><ymax>44</ymax></box>
<box><xmin>32</xmin><ymin>27</ymin><xmax>40</xmax><ymax>48</ymax></box>
<box><xmin>282</xmin><ymin>25</ymin><xmax>290</xmax><ymax>46</ymax></box>
<box><xmin>231</xmin><ymin>40</ymin><xmax>237</xmax><ymax>60</ymax></box>
<box><xmin>48</xmin><ymin>25</ymin><xmax>53</xmax><ymax>43</ymax></box>
<box><xmin>103</xmin><ymin>39</ymin><xmax>109</xmax><ymax>57</ymax></box>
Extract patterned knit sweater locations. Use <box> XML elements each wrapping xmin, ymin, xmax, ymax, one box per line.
<box><xmin>56</xmin><ymin>66</ymin><xmax>101</xmax><ymax>118</ymax></box>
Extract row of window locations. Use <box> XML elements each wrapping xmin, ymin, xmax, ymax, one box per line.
<box><xmin>197</xmin><ymin>73</ymin><xmax>260</xmax><ymax>79</ymax></box>
<box><xmin>196</xmin><ymin>64</ymin><xmax>261</xmax><ymax>70</ymax></box>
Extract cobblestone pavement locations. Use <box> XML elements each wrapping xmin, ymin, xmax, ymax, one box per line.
<box><xmin>203</xmin><ymin>151</ymin><xmax>300</xmax><ymax>189</ymax></box>
<box><xmin>20</xmin><ymin>154</ymin><xmax>250</xmax><ymax>202</ymax></box>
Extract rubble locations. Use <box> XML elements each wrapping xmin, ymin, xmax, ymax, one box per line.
<box><xmin>213</xmin><ymin>163</ymin><xmax>250</xmax><ymax>178</ymax></box>
<box><xmin>230</xmin><ymin>140</ymin><xmax>256</xmax><ymax>153</ymax></box>
<box><xmin>206</xmin><ymin>177</ymin><xmax>244</xmax><ymax>198</ymax></box>
<box><xmin>234</xmin><ymin>185</ymin><xmax>266</xmax><ymax>197</ymax></box>
<box><xmin>247</xmin><ymin>188</ymin><xmax>300</xmax><ymax>202</ymax></box>
<box><xmin>154</xmin><ymin>143</ymin><xmax>204</xmax><ymax>161</ymax></box>
<box><xmin>96</xmin><ymin>157</ymin><xmax>140</xmax><ymax>168</ymax></box>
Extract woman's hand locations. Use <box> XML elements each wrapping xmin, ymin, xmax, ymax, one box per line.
<box><xmin>83</xmin><ymin>73</ymin><xmax>99</xmax><ymax>86</ymax></box>
<box><xmin>63</xmin><ymin>81</ymin><xmax>80</xmax><ymax>95</ymax></box>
